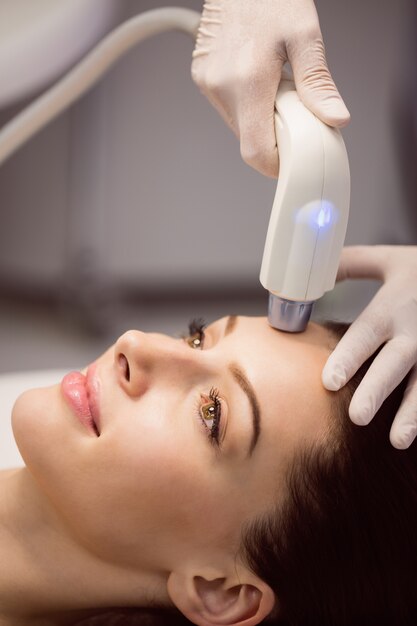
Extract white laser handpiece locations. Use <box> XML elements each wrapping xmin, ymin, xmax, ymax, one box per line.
<box><xmin>260</xmin><ymin>78</ymin><xmax>350</xmax><ymax>332</ymax></box>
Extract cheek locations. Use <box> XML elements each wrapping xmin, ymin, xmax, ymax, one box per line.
<box><xmin>103</xmin><ymin>417</ymin><xmax>215</xmax><ymax>524</ymax></box>
<box><xmin>12</xmin><ymin>388</ymin><xmax>236</xmax><ymax>565</ymax></box>
<box><xmin>93</xmin><ymin>414</ymin><xmax>233</xmax><ymax>555</ymax></box>
<box><xmin>96</xmin><ymin>391</ymin><xmax>217</xmax><ymax>513</ymax></box>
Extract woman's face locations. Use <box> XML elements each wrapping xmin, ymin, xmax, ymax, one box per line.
<box><xmin>12</xmin><ymin>316</ymin><xmax>334</xmax><ymax>572</ymax></box>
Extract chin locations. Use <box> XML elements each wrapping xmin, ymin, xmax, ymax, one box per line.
<box><xmin>11</xmin><ymin>384</ymin><xmax>61</xmax><ymax>474</ymax></box>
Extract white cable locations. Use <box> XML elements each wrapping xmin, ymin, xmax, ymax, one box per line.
<box><xmin>0</xmin><ymin>7</ymin><xmax>200</xmax><ymax>167</ymax></box>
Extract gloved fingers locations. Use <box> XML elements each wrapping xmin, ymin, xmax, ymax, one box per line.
<box><xmin>191</xmin><ymin>60</ymin><xmax>240</xmax><ymax>138</ymax></box>
<box><xmin>390</xmin><ymin>366</ymin><xmax>417</xmax><ymax>449</ymax></box>
<box><xmin>192</xmin><ymin>43</ymin><xmax>284</xmax><ymax>177</ymax></box>
<box><xmin>238</xmin><ymin>102</ymin><xmax>279</xmax><ymax>178</ymax></box>
<box><xmin>336</xmin><ymin>245</ymin><xmax>388</xmax><ymax>282</ymax></box>
<box><xmin>322</xmin><ymin>297</ymin><xmax>390</xmax><ymax>391</ymax></box>
<box><xmin>348</xmin><ymin>337</ymin><xmax>417</xmax><ymax>426</ymax></box>
<box><xmin>287</xmin><ymin>28</ymin><xmax>350</xmax><ymax>128</ymax></box>
<box><xmin>237</xmin><ymin>60</ymin><xmax>286</xmax><ymax>178</ymax></box>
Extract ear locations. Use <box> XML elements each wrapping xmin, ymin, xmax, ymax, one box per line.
<box><xmin>167</xmin><ymin>569</ymin><xmax>276</xmax><ymax>626</ymax></box>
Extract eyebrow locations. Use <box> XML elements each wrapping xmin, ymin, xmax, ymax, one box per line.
<box><xmin>229</xmin><ymin>363</ymin><xmax>261</xmax><ymax>456</ymax></box>
<box><xmin>224</xmin><ymin>314</ymin><xmax>238</xmax><ymax>336</ymax></box>
<box><xmin>223</xmin><ymin>316</ymin><xmax>261</xmax><ymax>456</ymax></box>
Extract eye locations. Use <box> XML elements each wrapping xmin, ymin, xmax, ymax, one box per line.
<box><xmin>198</xmin><ymin>387</ymin><xmax>222</xmax><ymax>445</ymax></box>
<box><xmin>185</xmin><ymin>317</ymin><xmax>206</xmax><ymax>350</ymax></box>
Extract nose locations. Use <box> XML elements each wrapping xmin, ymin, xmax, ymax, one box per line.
<box><xmin>114</xmin><ymin>329</ymin><xmax>204</xmax><ymax>397</ymax></box>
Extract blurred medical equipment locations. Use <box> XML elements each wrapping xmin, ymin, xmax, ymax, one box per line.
<box><xmin>0</xmin><ymin>0</ymin><xmax>123</xmax><ymax>110</ymax></box>
<box><xmin>260</xmin><ymin>79</ymin><xmax>350</xmax><ymax>332</ymax></box>
<box><xmin>0</xmin><ymin>8</ymin><xmax>200</xmax><ymax>166</ymax></box>
<box><xmin>0</xmin><ymin>6</ymin><xmax>348</xmax><ymax>336</ymax></box>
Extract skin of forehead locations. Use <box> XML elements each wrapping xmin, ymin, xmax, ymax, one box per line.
<box><xmin>251</xmin><ymin>318</ymin><xmax>336</xmax><ymax>423</ymax></box>
<box><xmin>213</xmin><ymin>316</ymin><xmax>335</xmax><ymax>391</ymax></box>
<box><xmin>245</xmin><ymin>317</ymin><xmax>335</xmax><ymax>348</ymax></box>
<box><xmin>214</xmin><ymin>317</ymin><xmax>336</xmax><ymax>476</ymax></box>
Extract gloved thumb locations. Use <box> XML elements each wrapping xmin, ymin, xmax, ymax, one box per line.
<box><xmin>288</xmin><ymin>33</ymin><xmax>350</xmax><ymax>128</ymax></box>
<box><xmin>336</xmin><ymin>246</ymin><xmax>387</xmax><ymax>282</ymax></box>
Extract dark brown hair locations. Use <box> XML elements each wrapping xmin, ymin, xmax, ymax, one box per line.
<box><xmin>76</xmin><ymin>322</ymin><xmax>417</xmax><ymax>626</ymax></box>
<box><xmin>242</xmin><ymin>321</ymin><xmax>417</xmax><ymax>625</ymax></box>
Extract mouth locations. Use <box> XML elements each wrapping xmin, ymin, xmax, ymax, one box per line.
<box><xmin>61</xmin><ymin>366</ymin><xmax>101</xmax><ymax>437</ymax></box>
<box><xmin>86</xmin><ymin>363</ymin><xmax>101</xmax><ymax>436</ymax></box>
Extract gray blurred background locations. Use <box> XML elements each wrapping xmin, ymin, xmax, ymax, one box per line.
<box><xmin>0</xmin><ymin>0</ymin><xmax>416</xmax><ymax>373</ymax></box>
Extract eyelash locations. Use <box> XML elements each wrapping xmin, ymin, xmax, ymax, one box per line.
<box><xmin>195</xmin><ymin>387</ymin><xmax>222</xmax><ymax>447</ymax></box>
<box><xmin>186</xmin><ymin>318</ymin><xmax>206</xmax><ymax>349</ymax></box>
<box><xmin>185</xmin><ymin>318</ymin><xmax>223</xmax><ymax>447</ymax></box>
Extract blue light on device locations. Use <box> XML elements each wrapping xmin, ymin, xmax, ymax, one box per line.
<box><xmin>317</xmin><ymin>203</ymin><xmax>332</xmax><ymax>227</ymax></box>
<box><xmin>295</xmin><ymin>200</ymin><xmax>336</xmax><ymax>230</ymax></box>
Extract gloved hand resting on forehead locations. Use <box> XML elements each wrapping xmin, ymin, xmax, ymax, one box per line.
<box><xmin>191</xmin><ymin>0</ymin><xmax>350</xmax><ymax>177</ymax></box>
<box><xmin>322</xmin><ymin>245</ymin><xmax>417</xmax><ymax>450</ymax></box>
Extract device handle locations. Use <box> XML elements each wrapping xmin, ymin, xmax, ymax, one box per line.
<box><xmin>260</xmin><ymin>78</ymin><xmax>350</xmax><ymax>303</ymax></box>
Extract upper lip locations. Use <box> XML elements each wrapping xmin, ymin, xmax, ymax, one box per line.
<box><xmin>86</xmin><ymin>364</ymin><xmax>101</xmax><ymax>435</ymax></box>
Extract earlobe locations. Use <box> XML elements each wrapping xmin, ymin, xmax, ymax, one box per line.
<box><xmin>167</xmin><ymin>569</ymin><xmax>276</xmax><ymax>626</ymax></box>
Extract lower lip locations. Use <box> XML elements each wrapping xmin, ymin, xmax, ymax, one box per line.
<box><xmin>61</xmin><ymin>371</ymin><xmax>99</xmax><ymax>436</ymax></box>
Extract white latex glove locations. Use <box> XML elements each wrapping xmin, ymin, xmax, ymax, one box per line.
<box><xmin>191</xmin><ymin>0</ymin><xmax>350</xmax><ymax>178</ymax></box>
<box><xmin>322</xmin><ymin>246</ymin><xmax>417</xmax><ymax>449</ymax></box>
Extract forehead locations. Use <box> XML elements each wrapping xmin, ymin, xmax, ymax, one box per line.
<box><xmin>213</xmin><ymin>315</ymin><xmax>335</xmax><ymax>465</ymax></box>
<box><xmin>210</xmin><ymin>315</ymin><xmax>334</xmax><ymax>364</ymax></box>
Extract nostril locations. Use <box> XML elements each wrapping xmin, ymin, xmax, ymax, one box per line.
<box><xmin>118</xmin><ymin>353</ymin><xmax>130</xmax><ymax>382</ymax></box>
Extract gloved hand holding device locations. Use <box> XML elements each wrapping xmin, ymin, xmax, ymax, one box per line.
<box><xmin>322</xmin><ymin>246</ymin><xmax>417</xmax><ymax>449</ymax></box>
<box><xmin>191</xmin><ymin>0</ymin><xmax>350</xmax><ymax>178</ymax></box>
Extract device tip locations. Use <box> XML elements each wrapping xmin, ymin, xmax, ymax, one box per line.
<box><xmin>268</xmin><ymin>293</ymin><xmax>314</xmax><ymax>333</ymax></box>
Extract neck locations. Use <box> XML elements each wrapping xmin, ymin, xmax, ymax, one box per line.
<box><xmin>0</xmin><ymin>468</ymin><xmax>170</xmax><ymax>625</ymax></box>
